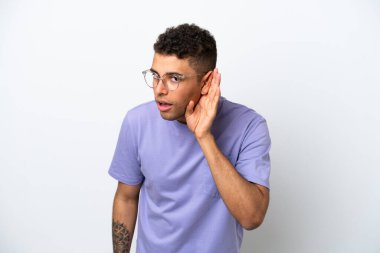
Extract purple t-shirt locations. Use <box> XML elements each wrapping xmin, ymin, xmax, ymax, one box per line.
<box><xmin>108</xmin><ymin>96</ymin><xmax>271</xmax><ymax>253</ymax></box>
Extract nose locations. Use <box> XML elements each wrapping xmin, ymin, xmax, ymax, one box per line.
<box><xmin>155</xmin><ymin>79</ymin><xmax>168</xmax><ymax>95</ymax></box>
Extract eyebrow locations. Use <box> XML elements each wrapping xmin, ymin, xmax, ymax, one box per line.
<box><xmin>150</xmin><ymin>68</ymin><xmax>184</xmax><ymax>77</ymax></box>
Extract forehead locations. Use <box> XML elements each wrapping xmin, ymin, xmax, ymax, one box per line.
<box><xmin>151</xmin><ymin>53</ymin><xmax>195</xmax><ymax>75</ymax></box>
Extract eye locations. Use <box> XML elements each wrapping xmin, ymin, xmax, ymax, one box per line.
<box><xmin>152</xmin><ymin>72</ymin><xmax>160</xmax><ymax>79</ymax></box>
<box><xmin>170</xmin><ymin>75</ymin><xmax>182</xmax><ymax>83</ymax></box>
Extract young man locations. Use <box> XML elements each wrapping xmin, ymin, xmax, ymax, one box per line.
<box><xmin>109</xmin><ymin>23</ymin><xmax>271</xmax><ymax>253</ymax></box>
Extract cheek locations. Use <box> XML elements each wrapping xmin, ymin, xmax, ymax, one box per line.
<box><xmin>175</xmin><ymin>98</ymin><xmax>190</xmax><ymax>113</ymax></box>
<box><xmin>178</xmin><ymin>93</ymin><xmax>198</xmax><ymax>110</ymax></box>
<box><xmin>188</xmin><ymin>91</ymin><xmax>202</xmax><ymax>107</ymax></box>
<box><xmin>173</xmin><ymin>83</ymin><xmax>202</xmax><ymax>108</ymax></box>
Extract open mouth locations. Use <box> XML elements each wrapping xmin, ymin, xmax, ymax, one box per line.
<box><xmin>157</xmin><ymin>101</ymin><xmax>173</xmax><ymax>112</ymax></box>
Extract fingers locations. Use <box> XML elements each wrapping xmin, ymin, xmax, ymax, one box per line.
<box><xmin>213</xmin><ymin>68</ymin><xmax>221</xmax><ymax>87</ymax></box>
<box><xmin>213</xmin><ymin>84</ymin><xmax>221</xmax><ymax>106</ymax></box>
<box><xmin>208</xmin><ymin>69</ymin><xmax>221</xmax><ymax>102</ymax></box>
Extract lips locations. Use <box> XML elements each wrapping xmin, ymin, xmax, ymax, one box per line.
<box><xmin>156</xmin><ymin>101</ymin><xmax>173</xmax><ymax>112</ymax></box>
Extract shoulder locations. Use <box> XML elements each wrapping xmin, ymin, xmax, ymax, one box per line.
<box><xmin>124</xmin><ymin>100</ymin><xmax>156</xmax><ymax>120</ymax></box>
<box><xmin>121</xmin><ymin>100</ymin><xmax>158</xmax><ymax>128</ymax></box>
<box><xmin>219</xmin><ymin>98</ymin><xmax>271</xmax><ymax>147</ymax></box>
<box><xmin>126</xmin><ymin>100</ymin><xmax>156</xmax><ymax>117</ymax></box>
<box><xmin>218</xmin><ymin>97</ymin><xmax>267</xmax><ymax>127</ymax></box>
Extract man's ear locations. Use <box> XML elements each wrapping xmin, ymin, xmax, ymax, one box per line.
<box><xmin>201</xmin><ymin>71</ymin><xmax>213</xmax><ymax>95</ymax></box>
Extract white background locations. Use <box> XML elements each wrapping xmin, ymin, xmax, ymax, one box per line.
<box><xmin>1</xmin><ymin>0</ymin><xmax>379</xmax><ymax>252</ymax></box>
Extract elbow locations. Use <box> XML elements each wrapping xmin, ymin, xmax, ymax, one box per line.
<box><xmin>239</xmin><ymin>184</ymin><xmax>269</xmax><ymax>230</ymax></box>
<box><xmin>240</xmin><ymin>214</ymin><xmax>265</xmax><ymax>231</ymax></box>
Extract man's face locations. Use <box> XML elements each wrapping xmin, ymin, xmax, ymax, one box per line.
<box><xmin>151</xmin><ymin>53</ymin><xmax>205</xmax><ymax>123</ymax></box>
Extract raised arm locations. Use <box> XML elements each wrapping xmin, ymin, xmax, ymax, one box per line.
<box><xmin>185</xmin><ymin>69</ymin><xmax>270</xmax><ymax>230</ymax></box>
<box><xmin>196</xmin><ymin>135</ymin><xmax>270</xmax><ymax>230</ymax></box>
<box><xmin>112</xmin><ymin>181</ymin><xmax>141</xmax><ymax>253</ymax></box>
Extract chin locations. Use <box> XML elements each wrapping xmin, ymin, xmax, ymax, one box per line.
<box><xmin>159</xmin><ymin>112</ymin><xmax>177</xmax><ymax>121</ymax></box>
<box><xmin>159</xmin><ymin>111</ymin><xmax>185</xmax><ymax>122</ymax></box>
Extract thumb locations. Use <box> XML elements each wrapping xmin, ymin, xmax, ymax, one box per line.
<box><xmin>185</xmin><ymin>100</ymin><xmax>195</xmax><ymax>117</ymax></box>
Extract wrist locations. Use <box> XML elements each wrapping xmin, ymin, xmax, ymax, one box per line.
<box><xmin>195</xmin><ymin>131</ymin><xmax>214</xmax><ymax>143</ymax></box>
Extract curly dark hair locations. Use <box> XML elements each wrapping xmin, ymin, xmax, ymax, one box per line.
<box><xmin>153</xmin><ymin>23</ymin><xmax>217</xmax><ymax>76</ymax></box>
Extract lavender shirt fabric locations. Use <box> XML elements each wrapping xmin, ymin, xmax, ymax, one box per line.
<box><xmin>108</xmin><ymin>96</ymin><xmax>271</xmax><ymax>253</ymax></box>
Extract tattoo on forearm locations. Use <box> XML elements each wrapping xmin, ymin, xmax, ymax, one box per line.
<box><xmin>112</xmin><ymin>220</ymin><xmax>131</xmax><ymax>253</ymax></box>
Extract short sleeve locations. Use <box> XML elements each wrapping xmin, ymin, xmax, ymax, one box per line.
<box><xmin>236</xmin><ymin>117</ymin><xmax>271</xmax><ymax>189</ymax></box>
<box><xmin>108</xmin><ymin>112</ymin><xmax>144</xmax><ymax>185</ymax></box>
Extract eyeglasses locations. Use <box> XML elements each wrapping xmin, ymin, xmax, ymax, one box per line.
<box><xmin>142</xmin><ymin>69</ymin><xmax>202</xmax><ymax>91</ymax></box>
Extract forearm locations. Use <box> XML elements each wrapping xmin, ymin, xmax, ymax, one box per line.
<box><xmin>197</xmin><ymin>133</ymin><xmax>269</xmax><ymax>230</ymax></box>
<box><xmin>112</xmin><ymin>194</ymin><xmax>139</xmax><ymax>253</ymax></box>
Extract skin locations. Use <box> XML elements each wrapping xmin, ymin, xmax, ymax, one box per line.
<box><xmin>152</xmin><ymin>53</ymin><xmax>270</xmax><ymax>230</ymax></box>
<box><xmin>112</xmin><ymin>182</ymin><xmax>141</xmax><ymax>253</ymax></box>
<box><xmin>112</xmin><ymin>52</ymin><xmax>270</xmax><ymax>252</ymax></box>
<box><xmin>151</xmin><ymin>53</ymin><xmax>213</xmax><ymax>123</ymax></box>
